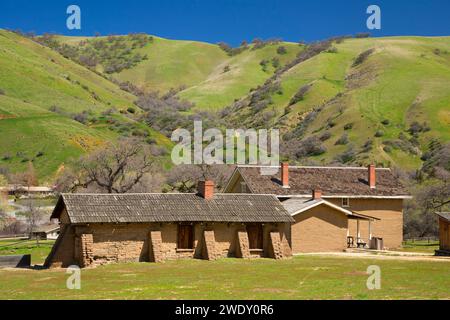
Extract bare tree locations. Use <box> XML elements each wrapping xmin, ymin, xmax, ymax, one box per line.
<box><xmin>23</xmin><ymin>199</ymin><xmax>44</xmax><ymax>244</ymax></box>
<box><xmin>26</xmin><ymin>161</ymin><xmax>38</xmax><ymax>187</ymax></box>
<box><xmin>417</xmin><ymin>182</ymin><xmax>450</xmax><ymax>211</ymax></box>
<box><xmin>166</xmin><ymin>164</ymin><xmax>233</xmax><ymax>193</ymax></box>
<box><xmin>0</xmin><ymin>206</ymin><xmax>7</xmax><ymax>231</ymax></box>
<box><xmin>57</xmin><ymin>139</ymin><xmax>157</xmax><ymax>194</ymax></box>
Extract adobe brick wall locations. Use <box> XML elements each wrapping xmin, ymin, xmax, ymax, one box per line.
<box><xmin>291</xmin><ymin>204</ymin><xmax>348</xmax><ymax>253</ymax></box>
<box><xmin>47</xmin><ymin>210</ymin><xmax>76</xmax><ymax>268</ymax></box>
<box><xmin>149</xmin><ymin>230</ymin><xmax>163</xmax><ymax>262</ymax></box>
<box><xmin>328</xmin><ymin>198</ymin><xmax>404</xmax><ymax>249</ymax></box>
<box><xmin>79</xmin><ymin>234</ymin><xmax>93</xmax><ymax>267</ymax></box>
<box><xmin>236</xmin><ymin>230</ymin><xmax>251</xmax><ymax>258</ymax></box>
<box><xmin>47</xmin><ymin>221</ymin><xmax>291</xmax><ymax>267</ymax></box>
<box><xmin>268</xmin><ymin>232</ymin><xmax>283</xmax><ymax>259</ymax></box>
<box><xmin>202</xmin><ymin>230</ymin><xmax>218</xmax><ymax>260</ymax></box>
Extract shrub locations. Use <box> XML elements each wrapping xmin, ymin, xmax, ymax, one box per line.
<box><xmin>2</xmin><ymin>154</ymin><xmax>12</xmax><ymax>161</ymax></box>
<box><xmin>49</xmin><ymin>105</ymin><xmax>63</xmax><ymax>113</ymax></box>
<box><xmin>297</xmin><ymin>137</ymin><xmax>327</xmax><ymax>157</ymax></box>
<box><xmin>319</xmin><ymin>131</ymin><xmax>332</xmax><ymax>142</ymax></box>
<box><xmin>352</xmin><ymin>48</ymin><xmax>375</xmax><ymax>67</ymax></box>
<box><xmin>127</xmin><ymin>107</ymin><xmax>136</xmax><ymax>114</ymax></box>
<box><xmin>344</xmin><ymin>123</ymin><xmax>354</xmax><ymax>130</ymax></box>
<box><xmin>289</xmin><ymin>84</ymin><xmax>312</xmax><ymax>106</ymax></box>
<box><xmin>271</xmin><ymin>57</ymin><xmax>280</xmax><ymax>69</ymax></box>
<box><xmin>218</xmin><ymin>42</ymin><xmax>232</xmax><ymax>53</ymax></box>
<box><xmin>381</xmin><ymin>119</ymin><xmax>390</xmax><ymax>125</ymax></box>
<box><xmin>335</xmin><ymin>147</ymin><xmax>356</xmax><ymax>164</ymax></box>
<box><xmin>327</xmin><ymin>47</ymin><xmax>338</xmax><ymax>53</ymax></box>
<box><xmin>284</xmin><ymin>105</ymin><xmax>292</xmax><ymax>115</ymax></box>
<box><xmin>362</xmin><ymin>140</ymin><xmax>374</xmax><ymax>152</ymax></box>
<box><xmin>383</xmin><ymin>145</ymin><xmax>392</xmax><ymax>153</ymax></box>
<box><xmin>408</xmin><ymin>121</ymin><xmax>431</xmax><ymax>135</ymax></box>
<box><xmin>355</xmin><ymin>32</ymin><xmax>370</xmax><ymax>38</ymax></box>
<box><xmin>36</xmin><ymin>151</ymin><xmax>44</xmax><ymax>158</ymax></box>
<box><xmin>277</xmin><ymin>46</ymin><xmax>287</xmax><ymax>55</ymax></box>
<box><xmin>327</xmin><ymin>120</ymin><xmax>336</xmax><ymax>129</ymax></box>
<box><xmin>375</xmin><ymin>130</ymin><xmax>385</xmax><ymax>138</ymax></box>
<box><xmin>259</xmin><ymin>59</ymin><xmax>269</xmax><ymax>71</ymax></box>
<box><xmin>72</xmin><ymin>112</ymin><xmax>88</xmax><ymax>124</ymax></box>
<box><xmin>335</xmin><ymin>133</ymin><xmax>349</xmax><ymax>145</ymax></box>
<box><xmin>223</xmin><ymin>65</ymin><xmax>230</xmax><ymax>73</ymax></box>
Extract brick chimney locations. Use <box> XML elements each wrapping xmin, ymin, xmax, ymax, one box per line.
<box><xmin>368</xmin><ymin>164</ymin><xmax>376</xmax><ymax>189</ymax></box>
<box><xmin>281</xmin><ymin>163</ymin><xmax>289</xmax><ymax>188</ymax></box>
<box><xmin>312</xmin><ymin>189</ymin><xmax>322</xmax><ymax>200</ymax></box>
<box><xmin>198</xmin><ymin>180</ymin><xmax>214</xmax><ymax>200</ymax></box>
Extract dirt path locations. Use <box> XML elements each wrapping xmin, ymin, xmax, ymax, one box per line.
<box><xmin>296</xmin><ymin>252</ymin><xmax>450</xmax><ymax>263</ymax></box>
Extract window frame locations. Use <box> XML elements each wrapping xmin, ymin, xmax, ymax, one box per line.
<box><xmin>342</xmin><ymin>198</ymin><xmax>350</xmax><ymax>208</ymax></box>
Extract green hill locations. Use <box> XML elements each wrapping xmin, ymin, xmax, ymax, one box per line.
<box><xmin>0</xmin><ymin>30</ymin><xmax>169</xmax><ymax>181</ymax></box>
<box><xmin>1</xmin><ymin>30</ymin><xmax>449</xmax><ymax>179</ymax></box>
<box><xmin>225</xmin><ymin>37</ymin><xmax>450</xmax><ymax>169</ymax></box>
<box><xmin>54</xmin><ymin>35</ymin><xmax>304</xmax><ymax>110</ymax></box>
<box><xmin>55</xmin><ymin>34</ymin><xmax>229</xmax><ymax>94</ymax></box>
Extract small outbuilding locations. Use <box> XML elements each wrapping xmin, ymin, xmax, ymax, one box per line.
<box><xmin>31</xmin><ymin>224</ymin><xmax>60</xmax><ymax>240</ymax></box>
<box><xmin>45</xmin><ymin>181</ymin><xmax>294</xmax><ymax>268</ymax></box>
<box><xmin>436</xmin><ymin>212</ymin><xmax>450</xmax><ymax>256</ymax></box>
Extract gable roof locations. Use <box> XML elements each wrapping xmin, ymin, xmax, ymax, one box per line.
<box><xmin>227</xmin><ymin>166</ymin><xmax>410</xmax><ymax>198</ymax></box>
<box><xmin>282</xmin><ymin>198</ymin><xmax>380</xmax><ymax>221</ymax></box>
<box><xmin>51</xmin><ymin>193</ymin><xmax>294</xmax><ymax>224</ymax></box>
<box><xmin>436</xmin><ymin>212</ymin><xmax>450</xmax><ymax>222</ymax></box>
<box><xmin>32</xmin><ymin>224</ymin><xmax>60</xmax><ymax>233</ymax></box>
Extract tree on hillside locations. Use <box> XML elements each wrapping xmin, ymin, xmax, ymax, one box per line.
<box><xmin>57</xmin><ymin>139</ymin><xmax>158</xmax><ymax>194</ymax></box>
<box><xmin>26</xmin><ymin>161</ymin><xmax>38</xmax><ymax>187</ymax></box>
<box><xmin>277</xmin><ymin>46</ymin><xmax>287</xmax><ymax>55</ymax></box>
<box><xmin>166</xmin><ymin>165</ymin><xmax>231</xmax><ymax>193</ymax></box>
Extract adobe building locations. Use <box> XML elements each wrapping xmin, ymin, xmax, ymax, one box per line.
<box><xmin>436</xmin><ymin>212</ymin><xmax>450</xmax><ymax>256</ymax></box>
<box><xmin>224</xmin><ymin>164</ymin><xmax>411</xmax><ymax>252</ymax></box>
<box><xmin>45</xmin><ymin>181</ymin><xmax>293</xmax><ymax>268</ymax></box>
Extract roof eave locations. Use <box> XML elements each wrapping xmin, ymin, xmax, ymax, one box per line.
<box><xmin>276</xmin><ymin>194</ymin><xmax>412</xmax><ymax>200</ymax></box>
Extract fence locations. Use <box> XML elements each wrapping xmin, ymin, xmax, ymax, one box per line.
<box><xmin>403</xmin><ymin>237</ymin><xmax>439</xmax><ymax>244</ymax></box>
<box><xmin>0</xmin><ymin>234</ymin><xmax>28</xmax><ymax>240</ymax></box>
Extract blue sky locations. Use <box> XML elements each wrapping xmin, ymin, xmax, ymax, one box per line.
<box><xmin>1</xmin><ymin>0</ymin><xmax>449</xmax><ymax>45</ymax></box>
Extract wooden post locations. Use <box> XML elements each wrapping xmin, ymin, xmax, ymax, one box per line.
<box><xmin>369</xmin><ymin>221</ymin><xmax>372</xmax><ymax>240</ymax></box>
<box><xmin>357</xmin><ymin>220</ymin><xmax>361</xmax><ymax>243</ymax></box>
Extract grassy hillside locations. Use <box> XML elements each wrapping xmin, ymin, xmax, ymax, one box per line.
<box><xmin>0</xmin><ymin>30</ymin><xmax>170</xmax><ymax>181</ymax></box>
<box><xmin>56</xmin><ymin>35</ymin><xmax>229</xmax><ymax>93</ymax></box>
<box><xmin>179</xmin><ymin>42</ymin><xmax>303</xmax><ymax>110</ymax></box>
<box><xmin>227</xmin><ymin>37</ymin><xmax>450</xmax><ymax>169</ymax></box>
<box><xmin>55</xmin><ymin>35</ymin><xmax>304</xmax><ymax>110</ymax></box>
<box><xmin>1</xmin><ymin>30</ymin><xmax>449</xmax><ymax>177</ymax></box>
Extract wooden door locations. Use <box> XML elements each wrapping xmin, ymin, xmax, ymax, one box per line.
<box><xmin>178</xmin><ymin>225</ymin><xmax>194</xmax><ymax>249</ymax></box>
<box><xmin>247</xmin><ymin>224</ymin><xmax>263</xmax><ymax>249</ymax></box>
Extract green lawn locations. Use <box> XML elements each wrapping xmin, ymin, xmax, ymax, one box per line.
<box><xmin>398</xmin><ymin>240</ymin><xmax>440</xmax><ymax>254</ymax></box>
<box><xmin>0</xmin><ymin>239</ymin><xmax>55</xmax><ymax>265</ymax></box>
<box><xmin>0</xmin><ymin>239</ymin><xmax>449</xmax><ymax>300</ymax></box>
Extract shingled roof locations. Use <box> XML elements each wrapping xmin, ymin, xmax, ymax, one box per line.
<box><xmin>227</xmin><ymin>166</ymin><xmax>410</xmax><ymax>198</ymax></box>
<box><xmin>51</xmin><ymin>193</ymin><xmax>294</xmax><ymax>224</ymax></box>
<box><xmin>436</xmin><ymin>212</ymin><xmax>450</xmax><ymax>222</ymax></box>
